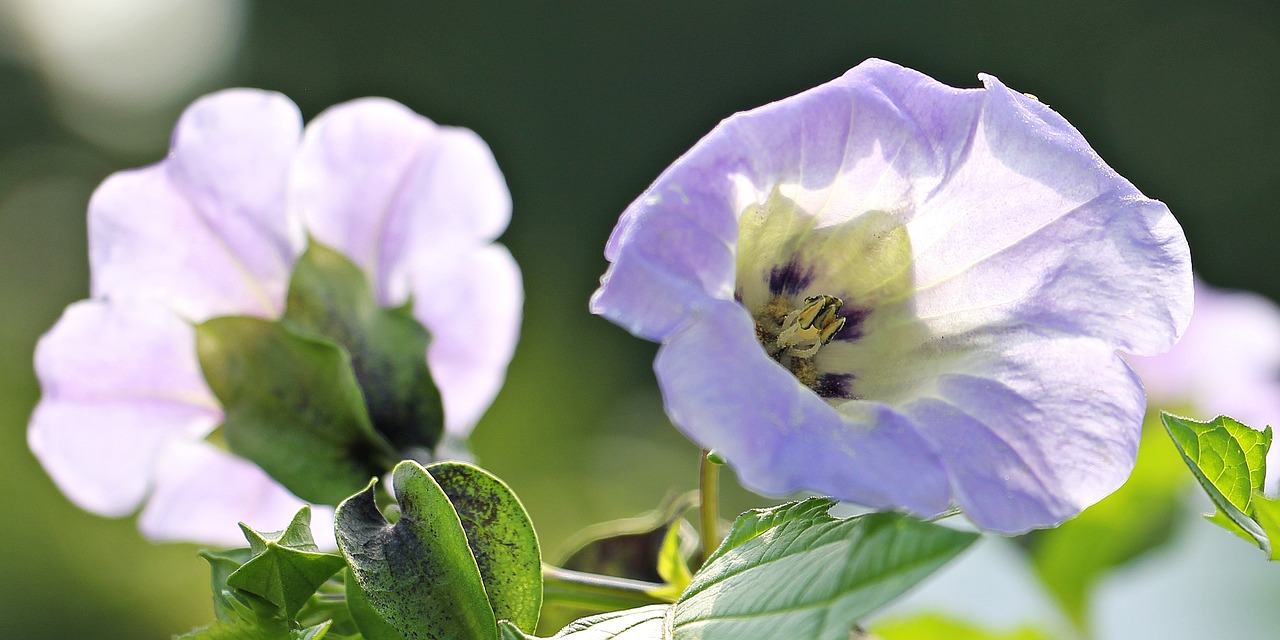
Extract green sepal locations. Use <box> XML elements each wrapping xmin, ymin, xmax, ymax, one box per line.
<box><xmin>200</xmin><ymin>548</ymin><xmax>256</xmax><ymax>623</ymax></box>
<box><xmin>285</xmin><ymin>241</ymin><xmax>444</xmax><ymax>455</ymax></box>
<box><xmin>334</xmin><ymin>461</ymin><xmax>498</xmax><ymax>640</ymax></box>
<box><xmin>183</xmin><ymin>546</ymin><xmax>328</xmax><ymax>640</ymax></box>
<box><xmin>227</xmin><ymin>507</ymin><xmax>348</xmax><ymax>619</ymax></box>
<box><xmin>196</xmin><ymin>315</ymin><xmax>397</xmax><ymax>505</ymax></box>
<box><xmin>1161</xmin><ymin>413</ymin><xmax>1273</xmax><ymax>553</ymax></box>
<box><xmin>426</xmin><ymin>461</ymin><xmax>543</xmax><ymax>633</ymax></box>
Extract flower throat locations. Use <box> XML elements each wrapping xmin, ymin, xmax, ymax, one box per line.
<box><xmin>753</xmin><ymin>293</ymin><xmax>846</xmax><ymax>391</ymax></box>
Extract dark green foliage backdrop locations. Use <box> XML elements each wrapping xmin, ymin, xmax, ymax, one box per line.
<box><xmin>2</xmin><ymin>2</ymin><xmax>1278</xmax><ymax>637</ymax></box>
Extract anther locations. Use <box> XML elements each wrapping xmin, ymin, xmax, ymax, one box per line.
<box><xmin>775</xmin><ymin>294</ymin><xmax>845</xmax><ymax>358</ymax></box>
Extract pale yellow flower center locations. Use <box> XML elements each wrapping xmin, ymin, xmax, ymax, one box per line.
<box><xmin>733</xmin><ymin>186</ymin><xmax>917</xmax><ymax>401</ymax></box>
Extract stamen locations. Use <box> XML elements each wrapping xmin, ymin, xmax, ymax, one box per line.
<box><xmin>775</xmin><ymin>294</ymin><xmax>846</xmax><ymax>358</ymax></box>
<box><xmin>749</xmin><ymin>291</ymin><xmax>858</xmax><ymax>400</ymax></box>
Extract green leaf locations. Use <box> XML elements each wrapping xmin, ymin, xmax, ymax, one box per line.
<box><xmin>873</xmin><ymin>613</ymin><xmax>1052</xmax><ymax>640</ymax></box>
<box><xmin>227</xmin><ymin>507</ymin><xmax>348</xmax><ymax>619</ymax></box>
<box><xmin>335</xmin><ymin>460</ymin><xmax>497</xmax><ymax>640</ymax></box>
<box><xmin>671</xmin><ymin>498</ymin><xmax>978</xmax><ymax>640</ymax></box>
<box><xmin>651</xmin><ymin>523</ymin><xmax>693</xmax><ymax>602</ymax></box>
<box><xmin>183</xmin><ymin>549</ymin><xmax>296</xmax><ymax>640</ymax></box>
<box><xmin>516</xmin><ymin>500</ymin><xmax>973</xmax><ymax>640</ymax></box>
<box><xmin>426</xmin><ymin>461</ymin><xmax>543</xmax><ymax>633</ymax></box>
<box><xmin>197</xmin><ymin>316</ymin><xmax>396</xmax><ymax>505</ymax></box>
<box><xmin>1022</xmin><ymin>414</ymin><xmax>1188</xmax><ymax>624</ymax></box>
<box><xmin>496</xmin><ymin>606</ymin><xmax>669</xmax><ymax>639</ymax></box>
<box><xmin>1252</xmin><ymin>495</ymin><xmax>1280</xmax><ymax>560</ymax></box>
<box><xmin>1161</xmin><ymin>413</ymin><xmax>1272</xmax><ymax>551</ymax></box>
<box><xmin>286</xmin><ymin>241</ymin><xmax>444</xmax><ymax>455</ymax></box>
<box><xmin>345</xmin><ymin>572</ymin><xmax>409</xmax><ymax>640</ymax></box>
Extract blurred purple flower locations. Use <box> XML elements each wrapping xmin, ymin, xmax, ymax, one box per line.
<box><xmin>1126</xmin><ymin>279</ymin><xmax>1280</xmax><ymax>488</ymax></box>
<box><xmin>28</xmin><ymin>90</ymin><xmax>521</xmax><ymax>545</ymax></box>
<box><xmin>591</xmin><ymin>59</ymin><xmax>1192</xmax><ymax>533</ymax></box>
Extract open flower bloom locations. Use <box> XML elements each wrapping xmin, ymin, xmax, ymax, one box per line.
<box><xmin>29</xmin><ymin>90</ymin><xmax>521</xmax><ymax>545</ymax></box>
<box><xmin>1126</xmin><ymin>279</ymin><xmax>1280</xmax><ymax>489</ymax></box>
<box><xmin>591</xmin><ymin>59</ymin><xmax>1192</xmax><ymax>533</ymax></box>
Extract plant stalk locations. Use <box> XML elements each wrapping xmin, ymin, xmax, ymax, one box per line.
<box><xmin>699</xmin><ymin>449</ymin><xmax>721</xmax><ymax>566</ymax></box>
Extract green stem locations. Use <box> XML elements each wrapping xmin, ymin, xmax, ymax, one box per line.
<box><xmin>541</xmin><ymin>565</ymin><xmax>670</xmax><ymax>612</ymax></box>
<box><xmin>699</xmin><ymin>449</ymin><xmax>720</xmax><ymax>566</ymax></box>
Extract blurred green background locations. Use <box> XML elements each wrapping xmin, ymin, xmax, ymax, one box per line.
<box><xmin>2</xmin><ymin>1</ymin><xmax>1278</xmax><ymax>638</ymax></box>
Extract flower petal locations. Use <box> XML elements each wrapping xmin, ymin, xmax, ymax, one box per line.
<box><xmin>594</xmin><ymin>59</ymin><xmax>1191</xmax><ymax>356</ymax></box>
<box><xmin>903</xmin><ymin>333</ymin><xmax>1145</xmax><ymax>533</ymax></box>
<box><xmin>654</xmin><ymin>300</ymin><xmax>952</xmax><ymax>517</ymax></box>
<box><xmin>592</xmin><ymin>60</ymin><xmax>978</xmax><ymax>341</ymax></box>
<box><xmin>28</xmin><ymin>300</ymin><xmax>221</xmax><ymax>516</ymax></box>
<box><xmin>905</xmin><ymin>73</ymin><xmax>1191</xmax><ymax>356</ymax></box>
<box><xmin>406</xmin><ymin>244</ymin><xmax>522</xmax><ymax>437</ymax></box>
<box><xmin>293</xmin><ymin>98</ymin><xmax>511</xmax><ymax>306</ymax></box>
<box><xmin>139</xmin><ymin>440</ymin><xmax>336</xmax><ymax>548</ymax></box>
<box><xmin>89</xmin><ymin>89</ymin><xmax>304</xmax><ymax>320</ymax></box>
<box><xmin>594</xmin><ymin>59</ymin><xmax>1192</xmax><ymax>533</ymax></box>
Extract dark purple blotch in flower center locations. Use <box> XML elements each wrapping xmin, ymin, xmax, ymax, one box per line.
<box><xmin>814</xmin><ymin>373</ymin><xmax>854</xmax><ymax>399</ymax></box>
<box><xmin>834</xmin><ymin>304</ymin><xmax>871</xmax><ymax>342</ymax></box>
<box><xmin>769</xmin><ymin>260</ymin><xmax>814</xmax><ymax>296</ymax></box>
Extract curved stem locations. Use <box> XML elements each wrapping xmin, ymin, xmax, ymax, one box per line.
<box><xmin>699</xmin><ymin>449</ymin><xmax>721</xmax><ymax>566</ymax></box>
<box><xmin>542</xmin><ymin>565</ymin><xmax>671</xmax><ymax>611</ymax></box>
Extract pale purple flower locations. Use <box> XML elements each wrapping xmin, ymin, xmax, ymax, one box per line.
<box><xmin>28</xmin><ymin>89</ymin><xmax>521</xmax><ymax>545</ymax></box>
<box><xmin>591</xmin><ymin>59</ymin><xmax>1192</xmax><ymax>533</ymax></box>
<box><xmin>1126</xmin><ymin>279</ymin><xmax>1280</xmax><ymax>489</ymax></box>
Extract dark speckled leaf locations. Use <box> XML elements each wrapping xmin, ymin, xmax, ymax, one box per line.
<box><xmin>427</xmin><ymin>462</ymin><xmax>542</xmax><ymax>633</ymax></box>
<box><xmin>345</xmin><ymin>571</ymin><xmax>409</xmax><ymax>640</ymax></box>
<box><xmin>335</xmin><ymin>461</ymin><xmax>497</xmax><ymax>640</ymax></box>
